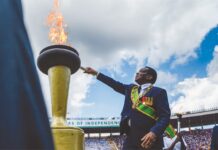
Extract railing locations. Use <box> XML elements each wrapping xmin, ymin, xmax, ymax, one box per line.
<box><xmin>171</xmin><ymin>107</ymin><xmax>218</xmax><ymax>116</ymax></box>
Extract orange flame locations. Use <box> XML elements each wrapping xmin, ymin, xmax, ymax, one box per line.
<box><xmin>47</xmin><ymin>0</ymin><xmax>68</xmax><ymax>45</ymax></box>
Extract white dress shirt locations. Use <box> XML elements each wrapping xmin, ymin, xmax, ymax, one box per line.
<box><xmin>163</xmin><ymin>136</ymin><xmax>181</xmax><ymax>150</ymax></box>
<box><xmin>139</xmin><ymin>83</ymin><xmax>152</xmax><ymax>97</ymax></box>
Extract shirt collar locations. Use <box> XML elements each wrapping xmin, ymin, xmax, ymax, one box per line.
<box><xmin>141</xmin><ymin>83</ymin><xmax>152</xmax><ymax>90</ymax></box>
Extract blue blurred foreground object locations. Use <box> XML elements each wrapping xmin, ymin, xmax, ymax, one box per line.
<box><xmin>0</xmin><ymin>0</ymin><xmax>54</xmax><ymax>149</ymax></box>
<box><xmin>211</xmin><ymin>126</ymin><xmax>218</xmax><ymax>150</ymax></box>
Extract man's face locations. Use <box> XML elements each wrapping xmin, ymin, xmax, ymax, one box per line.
<box><xmin>135</xmin><ymin>67</ymin><xmax>150</xmax><ymax>85</ymax></box>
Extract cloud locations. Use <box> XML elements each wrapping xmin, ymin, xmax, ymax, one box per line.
<box><xmin>67</xmin><ymin>71</ymin><xmax>95</xmax><ymax>117</ymax></box>
<box><xmin>23</xmin><ymin>0</ymin><xmax>218</xmax><ymax>67</ymax></box>
<box><xmin>156</xmin><ymin>70</ymin><xmax>178</xmax><ymax>85</ymax></box>
<box><xmin>171</xmin><ymin>46</ymin><xmax>218</xmax><ymax>114</ymax></box>
<box><xmin>22</xmin><ymin>0</ymin><xmax>218</xmax><ymax>116</ymax></box>
<box><xmin>38</xmin><ymin>69</ymin><xmax>95</xmax><ymax>117</ymax></box>
<box><xmin>207</xmin><ymin>46</ymin><xmax>218</xmax><ymax>77</ymax></box>
<box><xmin>171</xmin><ymin>76</ymin><xmax>218</xmax><ymax>113</ymax></box>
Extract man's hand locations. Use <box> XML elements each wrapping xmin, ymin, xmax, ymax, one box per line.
<box><xmin>82</xmin><ymin>67</ymin><xmax>98</xmax><ymax>76</ymax></box>
<box><xmin>141</xmin><ymin>131</ymin><xmax>156</xmax><ymax>149</ymax></box>
<box><xmin>175</xmin><ymin>132</ymin><xmax>182</xmax><ymax>142</ymax></box>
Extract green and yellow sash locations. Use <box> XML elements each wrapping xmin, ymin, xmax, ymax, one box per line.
<box><xmin>131</xmin><ymin>86</ymin><xmax>176</xmax><ymax>138</ymax></box>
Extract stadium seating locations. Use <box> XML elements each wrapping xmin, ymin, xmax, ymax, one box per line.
<box><xmin>85</xmin><ymin>129</ymin><xmax>213</xmax><ymax>150</ymax></box>
<box><xmin>85</xmin><ymin>137</ymin><xmax>111</xmax><ymax>150</ymax></box>
<box><xmin>182</xmin><ymin>129</ymin><xmax>212</xmax><ymax>150</ymax></box>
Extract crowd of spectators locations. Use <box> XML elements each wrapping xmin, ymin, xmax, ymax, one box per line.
<box><xmin>85</xmin><ymin>136</ymin><xmax>126</xmax><ymax>150</ymax></box>
<box><xmin>107</xmin><ymin>136</ymin><xmax>125</xmax><ymax>149</ymax></box>
<box><xmin>85</xmin><ymin>137</ymin><xmax>111</xmax><ymax>150</ymax></box>
<box><xmin>181</xmin><ymin>129</ymin><xmax>212</xmax><ymax>150</ymax></box>
<box><xmin>85</xmin><ymin>128</ymin><xmax>213</xmax><ymax>150</ymax></box>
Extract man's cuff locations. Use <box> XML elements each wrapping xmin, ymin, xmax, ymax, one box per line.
<box><xmin>96</xmin><ymin>72</ymin><xmax>100</xmax><ymax>78</ymax></box>
<box><xmin>150</xmin><ymin>128</ymin><xmax>159</xmax><ymax>137</ymax></box>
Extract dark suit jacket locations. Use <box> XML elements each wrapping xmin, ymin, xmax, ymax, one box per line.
<box><xmin>97</xmin><ymin>73</ymin><xmax>171</xmax><ymax>149</ymax></box>
<box><xmin>0</xmin><ymin>1</ymin><xmax>54</xmax><ymax>149</ymax></box>
<box><xmin>211</xmin><ymin>126</ymin><xmax>218</xmax><ymax>150</ymax></box>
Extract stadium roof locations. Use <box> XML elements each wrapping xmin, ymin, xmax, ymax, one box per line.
<box><xmin>79</xmin><ymin>108</ymin><xmax>218</xmax><ymax>134</ymax></box>
<box><xmin>170</xmin><ymin>108</ymin><xmax>218</xmax><ymax>128</ymax></box>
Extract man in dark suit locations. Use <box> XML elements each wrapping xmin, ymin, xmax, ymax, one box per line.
<box><xmin>0</xmin><ymin>0</ymin><xmax>54</xmax><ymax>149</ymax></box>
<box><xmin>211</xmin><ymin>126</ymin><xmax>218</xmax><ymax>150</ymax></box>
<box><xmin>84</xmin><ymin>66</ymin><xmax>171</xmax><ymax>150</ymax></box>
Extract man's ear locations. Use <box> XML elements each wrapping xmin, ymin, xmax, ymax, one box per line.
<box><xmin>146</xmin><ymin>75</ymin><xmax>153</xmax><ymax>80</ymax></box>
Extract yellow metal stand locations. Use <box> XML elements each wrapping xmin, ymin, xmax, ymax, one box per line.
<box><xmin>48</xmin><ymin>66</ymin><xmax>84</xmax><ymax>150</ymax></box>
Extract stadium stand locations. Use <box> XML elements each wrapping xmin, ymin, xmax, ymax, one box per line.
<box><xmin>66</xmin><ymin>108</ymin><xmax>218</xmax><ymax>149</ymax></box>
<box><xmin>85</xmin><ymin>137</ymin><xmax>111</xmax><ymax>150</ymax></box>
<box><xmin>85</xmin><ymin>129</ymin><xmax>213</xmax><ymax>150</ymax></box>
<box><xmin>85</xmin><ymin>136</ymin><xmax>123</xmax><ymax>150</ymax></box>
<box><xmin>182</xmin><ymin>129</ymin><xmax>212</xmax><ymax>150</ymax></box>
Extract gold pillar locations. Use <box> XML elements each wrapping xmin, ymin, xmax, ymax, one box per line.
<box><xmin>48</xmin><ymin>66</ymin><xmax>84</xmax><ymax>150</ymax></box>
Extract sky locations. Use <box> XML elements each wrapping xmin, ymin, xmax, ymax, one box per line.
<box><xmin>22</xmin><ymin>0</ymin><xmax>218</xmax><ymax>118</ymax></box>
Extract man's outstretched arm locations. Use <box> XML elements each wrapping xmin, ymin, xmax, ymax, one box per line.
<box><xmin>83</xmin><ymin>67</ymin><xmax>126</xmax><ymax>95</ymax></box>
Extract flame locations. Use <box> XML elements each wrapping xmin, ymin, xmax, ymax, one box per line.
<box><xmin>47</xmin><ymin>0</ymin><xmax>68</xmax><ymax>45</ymax></box>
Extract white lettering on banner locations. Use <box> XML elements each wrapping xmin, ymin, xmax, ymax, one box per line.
<box><xmin>65</xmin><ymin>118</ymin><xmax>120</xmax><ymax>128</ymax></box>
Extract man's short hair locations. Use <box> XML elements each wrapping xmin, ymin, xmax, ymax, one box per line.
<box><xmin>145</xmin><ymin>66</ymin><xmax>157</xmax><ymax>84</ymax></box>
